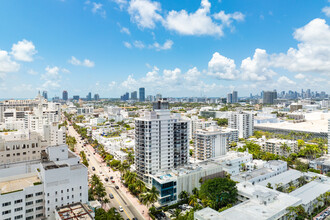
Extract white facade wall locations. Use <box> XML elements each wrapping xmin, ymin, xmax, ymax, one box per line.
<box><xmin>229</xmin><ymin>111</ymin><xmax>254</xmax><ymax>139</ymax></box>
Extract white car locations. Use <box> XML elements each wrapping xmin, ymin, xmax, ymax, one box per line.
<box><xmin>119</xmin><ymin>206</ymin><xmax>123</xmax><ymax>212</ymax></box>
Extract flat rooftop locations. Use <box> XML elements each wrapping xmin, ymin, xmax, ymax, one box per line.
<box><xmin>255</xmin><ymin>119</ymin><xmax>328</xmax><ymax>133</ymax></box>
<box><xmin>232</xmin><ymin>167</ymin><xmax>273</xmax><ymax>182</ymax></box>
<box><xmin>258</xmin><ymin>169</ymin><xmax>302</xmax><ymax>187</ymax></box>
<box><xmin>289</xmin><ymin>180</ymin><xmax>330</xmax><ymax>205</ymax></box>
<box><xmin>211</xmin><ymin>183</ymin><xmax>301</xmax><ymax>220</ymax></box>
<box><xmin>56</xmin><ymin>202</ymin><xmax>94</xmax><ymax>220</ymax></box>
<box><xmin>0</xmin><ymin>173</ymin><xmax>40</xmax><ymax>194</ymax></box>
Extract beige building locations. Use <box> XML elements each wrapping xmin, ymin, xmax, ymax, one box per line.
<box><xmin>0</xmin><ymin>131</ymin><xmax>47</xmax><ymax>164</ymax></box>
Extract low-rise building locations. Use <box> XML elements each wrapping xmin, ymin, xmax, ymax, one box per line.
<box><xmin>151</xmin><ymin>151</ymin><xmax>252</xmax><ymax>206</ymax></box>
<box><xmin>0</xmin><ymin>144</ymin><xmax>88</xmax><ymax>220</ymax></box>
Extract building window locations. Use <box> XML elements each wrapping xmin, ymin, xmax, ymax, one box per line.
<box><xmin>25</xmin><ymin>194</ymin><xmax>33</xmax><ymax>198</ymax></box>
<box><xmin>36</xmin><ymin>206</ymin><xmax>43</xmax><ymax>211</ymax></box>
<box><xmin>26</xmin><ymin>208</ymin><xmax>33</xmax><ymax>213</ymax></box>
<box><xmin>14</xmin><ymin>199</ymin><xmax>22</xmax><ymax>204</ymax></box>
<box><xmin>35</xmin><ymin>192</ymin><xmax>43</xmax><ymax>196</ymax></box>
<box><xmin>26</xmin><ymin>201</ymin><xmax>33</xmax><ymax>206</ymax></box>
<box><xmin>36</xmin><ymin>214</ymin><xmax>43</xmax><ymax>218</ymax></box>
<box><xmin>14</xmin><ymin>207</ymin><xmax>23</xmax><ymax>212</ymax></box>
<box><xmin>36</xmin><ymin>199</ymin><xmax>43</xmax><ymax>203</ymax></box>
<box><xmin>26</xmin><ymin>216</ymin><xmax>33</xmax><ymax>220</ymax></box>
<box><xmin>2</xmin><ymin>210</ymin><xmax>11</xmax><ymax>215</ymax></box>
<box><xmin>2</xmin><ymin>202</ymin><xmax>11</xmax><ymax>207</ymax></box>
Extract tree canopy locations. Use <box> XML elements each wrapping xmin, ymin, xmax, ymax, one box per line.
<box><xmin>200</xmin><ymin>177</ymin><xmax>238</xmax><ymax>210</ymax></box>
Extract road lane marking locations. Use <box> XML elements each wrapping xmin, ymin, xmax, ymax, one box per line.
<box><xmin>107</xmin><ymin>186</ymin><xmax>131</xmax><ymax>220</ymax></box>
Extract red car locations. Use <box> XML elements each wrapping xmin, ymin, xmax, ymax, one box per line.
<box><xmin>111</xmin><ymin>180</ymin><xmax>115</xmax><ymax>183</ymax></box>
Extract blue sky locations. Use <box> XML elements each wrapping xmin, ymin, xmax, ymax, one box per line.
<box><xmin>0</xmin><ymin>0</ymin><xmax>330</xmax><ymax>99</ymax></box>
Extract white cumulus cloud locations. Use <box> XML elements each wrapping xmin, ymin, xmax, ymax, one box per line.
<box><xmin>150</xmin><ymin>40</ymin><xmax>173</xmax><ymax>50</ymax></box>
<box><xmin>68</xmin><ymin>56</ymin><xmax>95</xmax><ymax>67</ymax></box>
<box><xmin>207</xmin><ymin>52</ymin><xmax>238</xmax><ymax>80</ymax></box>
<box><xmin>164</xmin><ymin>0</ymin><xmax>223</xmax><ymax>36</ymax></box>
<box><xmin>322</xmin><ymin>6</ymin><xmax>330</xmax><ymax>17</ymax></box>
<box><xmin>0</xmin><ymin>50</ymin><xmax>20</xmax><ymax>74</ymax></box>
<box><xmin>128</xmin><ymin>0</ymin><xmax>163</xmax><ymax>29</ymax></box>
<box><xmin>11</xmin><ymin>39</ymin><xmax>37</xmax><ymax>62</ymax></box>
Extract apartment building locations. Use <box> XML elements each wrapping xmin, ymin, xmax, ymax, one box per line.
<box><xmin>261</xmin><ymin>139</ymin><xmax>298</xmax><ymax>157</ymax></box>
<box><xmin>194</xmin><ymin>126</ymin><xmax>229</xmax><ymax>160</ymax></box>
<box><xmin>135</xmin><ymin>100</ymin><xmax>189</xmax><ymax>185</ymax></box>
<box><xmin>228</xmin><ymin>111</ymin><xmax>254</xmax><ymax>139</ymax></box>
<box><xmin>0</xmin><ymin>145</ymin><xmax>88</xmax><ymax>220</ymax></box>
<box><xmin>0</xmin><ymin>131</ymin><xmax>47</xmax><ymax>164</ymax></box>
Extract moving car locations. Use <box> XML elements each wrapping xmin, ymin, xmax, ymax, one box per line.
<box><xmin>104</xmin><ymin>178</ymin><xmax>108</xmax><ymax>182</ymax></box>
<box><xmin>115</xmin><ymin>185</ymin><xmax>119</xmax><ymax>189</ymax></box>
<box><xmin>92</xmin><ymin>167</ymin><xmax>95</xmax><ymax>171</ymax></box>
<box><xmin>109</xmin><ymin>193</ymin><xmax>114</xmax><ymax>199</ymax></box>
<box><xmin>119</xmin><ymin>206</ymin><xmax>123</xmax><ymax>212</ymax></box>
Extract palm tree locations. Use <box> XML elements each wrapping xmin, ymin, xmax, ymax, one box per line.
<box><xmin>148</xmin><ymin>186</ymin><xmax>160</xmax><ymax>207</ymax></box>
<box><xmin>179</xmin><ymin>191</ymin><xmax>189</xmax><ymax>201</ymax></box>
<box><xmin>124</xmin><ymin>171</ymin><xmax>137</xmax><ymax>185</ymax></box>
<box><xmin>127</xmin><ymin>152</ymin><xmax>134</xmax><ymax>165</ymax></box>
<box><xmin>188</xmin><ymin>194</ymin><xmax>198</xmax><ymax>207</ymax></box>
<box><xmin>135</xmin><ymin>179</ymin><xmax>146</xmax><ymax>193</ymax></box>
<box><xmin>192</xmin><ymin>187</ymin><xmax>199</xmax><ymax>196</ymax></box>
<box><xmin>140</xmin><ymin>193</ymin><xmax>152</xmax><ymax>208</ymax></box>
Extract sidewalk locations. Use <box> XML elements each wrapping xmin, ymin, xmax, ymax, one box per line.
<box><xmin>87</xmin><ymin>144</ymin><xmax>150</xmax><ymax>219</ymax></box>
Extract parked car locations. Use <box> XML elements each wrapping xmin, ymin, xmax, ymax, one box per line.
<box><xmin>104</xmin><ymin>178</ymin><xmax>108</xmax><ymax>182</ymax></box>
<box><xmin>119</xmin><ymin>206</ymin><xmax>123</xmax><ymax>212</ymax></box>
<box><xmin>115</xmin><ymin>185</ymin><xmax>119</xmax><ymax>189</ymax></box>
<box><xmin>110</xmin><ymin>176</ymin><xmax>114</xmax><ymax>179</ymax></box>
<box><xmin>109</xmin><ymin>193</ymin><xmax>114</xmax><ymax>199</ymax></box>
<box><xmin>92</xmin><ymin>167</ymin><xmax>95</xmax><ymax>171</ymax></box>
<box><xmin>111</xmin><ymin>180</ymin><xmax>115</xmax><ymax>183</ymax></box>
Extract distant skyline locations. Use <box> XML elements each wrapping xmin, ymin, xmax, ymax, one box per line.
<box><xmin>0</xmin><ymin>0</ymin><xmax>330</xmax><ymax>98</ymax></box>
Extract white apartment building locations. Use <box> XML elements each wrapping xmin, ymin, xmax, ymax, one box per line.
<box><xmin>0</xmin><ymin>95</ymin><xmax>45</xmax><ymax>122</ymax></box>
<box><xmin>189</xmin><ymin>116</ymin><xmax>216</xmax><ymax>139</ymax></box>
<box><xmin>229</xmin><ymin>111</ymin><xmax>254</xmax><ymax>139</ymax></box>
<box><xmin>261</xmin><ymin>139</ymin><xmax>298</xmax><ymax>157</ymax></box>
<box><xmin>194</xmin><ymin>126</ymin><xmax>229</xmax><ymax>160</ymax></box>
<box><xmin>135</xmin><ymin>102</ymin><xmax>189</xmax><ymax>185</ymax></box>
<box><xmin>0</xmin><ymin>131</ymin><xmax>47</xmax><ymax>164</ymax></box>
<box><xmin>77</xmin><ymin>107</ymin><xmax>93</xmax><ymax>115</ymax></box>
<box><xmin>0</xmin><ymin>145</ymin><xmax>88</xmax><ymax>220</ymax></box>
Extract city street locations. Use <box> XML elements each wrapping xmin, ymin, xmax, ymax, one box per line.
<box><xmin>66</xmin><ymin>124</ymin><xmax>146</xmax><ymax>220</ymax></box>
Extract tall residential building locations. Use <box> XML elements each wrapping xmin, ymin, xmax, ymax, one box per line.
<box><xmin>139</xmin><ymin>87</ymin><xmax>145</xmax><ymax>102</ymax></box>
<box><xmin>62</xmin><ymin>90</ymin><xmax>68</xmax><ymax>101</ymax></box>
<box><xmin>94</xmin><ymin>94</ymin><xmax>100</xmax><ymax>101</ymax></box>
<box><xmin>131</xmin><ymin>91</ymin><xmax>138</xmax><ymax>100</ymax></box>
<box><xmin>227</xmin><ymin>93</ymin><xmax>233</xmax><ymax>104</ymax></box>
<box><xmin>42</xmin><ymin>91</ymin><xmax>48</xmax><ymax>100</ymax></box>
<box><xmin>73</xmin><ymin>95</ymin><xmax>80</xmax><ymax>101</ymax></box>
<box><xmin>263</xmin><ymin>90</ymin><xmax>277</xmax><ymax>104</ymax></box>
<box><xmin>155</xmin><ymin>94</ymin><xmax>162</xmax><ymax>101</ymax></box>
<box><xmin>120</xmin><ymin>92</ymin><xmax>129</xmax><ymax>101</ymax></box>
<box><xmin>86</xmin><ymin>92</ymin><xmax>92</xmax><ymax>101</ymax></box>
<box><xmin>227</xmin><ymin>91</ymin><xmax>238</xmax><ymax>104</ymax></box>
<box><xmin>0</xmin><ymin>145</ymin><xmax>88</xmax><ymax>220</ymax></box>
<box><xmin>232</xmin><ymin>91</ymin><xmax>238</xmax><ymax>103</ymax></box>
<box><xmin>194</xmin><ymin>126</ymin><xmax>229</xmax><ymax>160</ymax></box>
<box><xmin>229</xmin><ymin>111</ymin><xmax>254</xmax><ymax>139</ymax></box>
<box><xmin>135</xmin><ymin>100</ymin><xmax>188</xmax><ymax>184</ymax></box>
